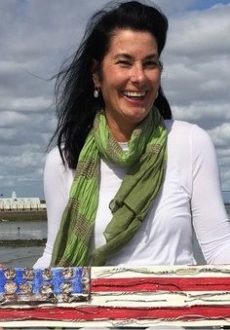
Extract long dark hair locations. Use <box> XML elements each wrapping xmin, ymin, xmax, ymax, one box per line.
<box><xmin>52</xmin><ymin>0</ymin><xmax>172</xmax><ymax>168</ymax></box>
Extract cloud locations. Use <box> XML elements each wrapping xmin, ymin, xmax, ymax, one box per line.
<box><xmin>172</xmin><ymin>103</ymin><xmax>230</xmax><ymax>125</ymax></box>
<box><xmin>163</xmin><ymin>5</ymin><xmax>230</xmax><ymax>106</ymax></box>
<box><xmin>209</xmin><ymin>124</ymin><xmax>230</xmax><ymax>147</ymax></box>
<box><xmin>0</xmin><ymin>111</ymin><xmax>29</xmax><ymax>127</ymax></box>
<box><xmin>161</xmin><ymin>2</ymin><xmax>230</xmax><ymax>199</ymax></box>
<box><xmin>166</xmin><ymin>4</ymin><xmax>230</xmax><ymax>58</ymax></box>
<box><xmin>0</xmin><ymin>97</ymin><xmax>52</xmax><ymax>112</ymax></box>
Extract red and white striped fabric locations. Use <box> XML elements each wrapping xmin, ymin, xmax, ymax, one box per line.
<box><xmin>1</xmin><ymin>265</ymin><xmax>230</xmax><ymax>327</ymax></box>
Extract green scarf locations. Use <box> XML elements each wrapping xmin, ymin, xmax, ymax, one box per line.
<box><xmin>51</xmin><ymin>107</ymin><xmax>167</xmax><ymax>266</ymax></box>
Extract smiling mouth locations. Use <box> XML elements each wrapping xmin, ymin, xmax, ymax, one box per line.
<box><xmin>123</xmin><ymin>91</ymin><xmax>147</xmax><ymax>100</ymax></box>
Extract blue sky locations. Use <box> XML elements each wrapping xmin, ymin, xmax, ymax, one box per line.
<box><xmin>190</xmin><ymin>0</ymin><xmax>230</xmax><ymax>9</ymax></box>
<box><xmin>0</xmin><ymin>0</ymin><xmax>230</xmax><ymax>202</ymax></box>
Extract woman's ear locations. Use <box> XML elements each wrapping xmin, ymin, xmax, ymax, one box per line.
<box><xmin>92</xmin><ymin>73</ymin><xmax>100</xmax><ymax>87</ymax></box>
<box><xmin>91</xmin><ymin>59</ymin><xmax>101</xmax><ymax>87</ymax></box>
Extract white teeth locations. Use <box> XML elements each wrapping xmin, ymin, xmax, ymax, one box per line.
<box><xmin>124</xmin><ymin>91</ymin><xmax>146</xmax><ymax>98</ymax></box>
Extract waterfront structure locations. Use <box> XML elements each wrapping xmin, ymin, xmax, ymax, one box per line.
<box><xmin>0</xmin><ymin>191</ymin><xmax>46</xmax><ymax>211</ymax></box>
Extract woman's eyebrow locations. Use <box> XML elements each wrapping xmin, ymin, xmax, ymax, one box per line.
<box><xmin>113</xmin><ymin>53</ymin><xmax>159</xmax><ymax>60</ymax></box>
<box><xmin>113</xmin><ymin>53</ymin><xmax>133</xmax><ymax>60</ymax></box>
<box><xmin>144</xmin><ymin>54</ymin><xmax>160</xmax><ymax>60</ymax></box>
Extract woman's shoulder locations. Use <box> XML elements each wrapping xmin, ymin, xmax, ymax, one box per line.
<box><xmin>164</xmin><ymin>119</ymin><xmax>216</xmax><ymax>165</ymax></box>
<box><xmin>165</xmin><ymin>119</ymin><xmax>213</xmax><ymax>146</ymax></box>
<box><xmin>44</xmin><ymin>146</ymin><xmax>74</xmax><ymax>189</ymax></box>
<box><xmin>165</xmin><ymin>119</ymin><xmax>203</xmax><ymax>132</ymax></box>
<box><xmin>46</xmin><ymin>146</ymin><xmax>63</xmax><ymax>163</ymax></box>
<box><xmin>44</xmin><ymin>146</ymin><xmax>69</xmax><ymax>174</ymax></box>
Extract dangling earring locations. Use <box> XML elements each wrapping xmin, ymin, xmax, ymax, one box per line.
<box><xmin>94</xmin><ymin>88</ymin><xmax>99</xmax><ymax>98</ymax></box>
<box><xmin>155</xmin><ymin>90</ymin><xmax>159</xmax><ymax>99</ymax></box>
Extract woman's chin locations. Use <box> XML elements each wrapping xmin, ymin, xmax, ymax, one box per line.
<box><xmin>124</xmin><ymin>109</ymin><xmax>150</xmax><ymax>124</ymax></box>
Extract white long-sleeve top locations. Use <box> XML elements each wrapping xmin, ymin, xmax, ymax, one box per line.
<box><xmin>34</xmin><ymin>120</ymin><xmax>230</xmax><ymax>268</ymax></box>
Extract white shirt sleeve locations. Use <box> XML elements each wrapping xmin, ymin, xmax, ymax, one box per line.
<box><xmin>190</xmin><ymin>125</ymin><xmax>230</xmax><ymax>264</ymax></box>
<box><xmin>33</xmin><ymin>148</ymin><xmax>71</xmax><ymax>268</ymax></box>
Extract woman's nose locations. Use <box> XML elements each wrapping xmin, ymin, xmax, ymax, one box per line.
<box><xmin>130</xmin><ymin>64</ymin><xmax>145</xmax><ymax>84</ymax></box>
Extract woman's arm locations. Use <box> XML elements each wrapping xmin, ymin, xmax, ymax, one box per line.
<box><xmin>191</xmin><ymin>125</ymin><xmax>230</xmax><ymax>264</ymax></box>
<box><xmin>33</xmin><ymin>148</ymin><xmax>71</xmax><ymax>268</ymax></box>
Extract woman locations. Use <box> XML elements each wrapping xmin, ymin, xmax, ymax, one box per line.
<box><xmin>34</xmin><ymin>0</ymin><xmax>230</xmax><ymax>269</ymax></box>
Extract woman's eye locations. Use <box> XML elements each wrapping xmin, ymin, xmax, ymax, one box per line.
<box><xmin>144</xmin><ymin>60</ymin><xmax>162</xmax><ymax>68</ymax></box>
<box><xmin>117</xmin><ymin>60</ymin><xmax>131</xmax><ymax>67</ymax></box>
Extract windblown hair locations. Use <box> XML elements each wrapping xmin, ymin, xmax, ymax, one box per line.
<box><xmin>52</xmin><ymin>0</ymin><xmax>172</xmax><ymax>169</ymax></box>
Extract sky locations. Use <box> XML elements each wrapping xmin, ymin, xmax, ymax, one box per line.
<box><xmin>0</xmin><ymin>0</ymin><xmax>230</xmax><ymax>202</ymax></box>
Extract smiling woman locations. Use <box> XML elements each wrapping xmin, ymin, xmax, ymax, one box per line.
<box><xmin>92</xmin><ymin>29</ymin><xmax>162</xmax><ymax>141</ymax></box>
<box><xmin>34</xmin><ymin>0</ymin><xmax>172</xmax><ymax>269</ymax></box>
<box><xmin>34</xmin><ymin>0</ymin><xmax>230</xmax><ymax>310</ymax></box>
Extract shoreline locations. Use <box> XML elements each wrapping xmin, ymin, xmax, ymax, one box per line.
<box><xmin>0</xmin><ymin>239</ymin><xmax>46</xmax><ymax>247</ymax></box>
<box><xmin>0</xmin><ymin>210</ymin><xmax>47</xmax><ymax>221</ymax></box>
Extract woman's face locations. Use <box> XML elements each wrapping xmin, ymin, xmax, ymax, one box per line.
<box><xmin>93</xmin><ymin>28</ymin><xmax>162</xmax><ymax>141</ymax></box>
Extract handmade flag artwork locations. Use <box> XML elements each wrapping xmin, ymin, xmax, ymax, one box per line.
<box><xmin>0</xmin><ymin>265</ymin><xmax>230</xmax><ymax>327</ymax></box>
<box><xmin>0</xmin><ymin>267</ymin><xmax>90</xmax><ymax>305</ymax></box>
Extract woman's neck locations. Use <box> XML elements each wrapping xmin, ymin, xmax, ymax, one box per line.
<box><xmin>105</xmin><ymin>113</ymin><xmax>136</xmax><ymax>142</ymax></box>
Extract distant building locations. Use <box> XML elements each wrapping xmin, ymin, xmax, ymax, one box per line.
<box><xmin>0</xmin><ymin>191</ymin><xmax>46</xmax><ymax>211</ymax></box>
